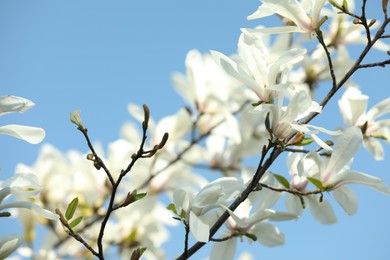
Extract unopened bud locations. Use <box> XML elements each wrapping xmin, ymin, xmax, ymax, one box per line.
<box><xmin>368</xmin><ymin>19</ymin><xmax>377</xmax><ymax>27</ymax></box>
<box><xmin>353</xmin><ymin>18</ymin><xmax>360</xmax><ymax>24</ymax></box>
<box><xmin>86</xmin><ymin>153</ymin><xmax>94</xmax><ymax>161</ymax></box>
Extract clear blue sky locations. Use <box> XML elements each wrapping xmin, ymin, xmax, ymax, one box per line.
<box><xmin>1</xmin><ymin>1</ymin><xmax>389</xmax><ymax>259</ymax></box>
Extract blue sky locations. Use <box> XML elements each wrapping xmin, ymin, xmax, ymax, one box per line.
<box><xmin>1</xmin><ymin>1</ymin><xmax>389</xmax><ymax>259</ymax></box>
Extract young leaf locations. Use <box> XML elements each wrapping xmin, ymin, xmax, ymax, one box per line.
<box><xmin>272</xmin><ymin>174</ymin><xmax>290</xmax><ymax>189</ymax></box>
<box><xmin>135</xmin><ymin>192</ymin><xmax>147</xmax><ymax>201</ymax></box>
<box><xmin>167</xmin><ymin>203</ymin><xmax>177</xmax><ymax>214</ymax></box>
<box><xmin>65</xmin><ymin>197</ymin><xmax>79</xmax><ymax>220</ymax></box>
<box><xmin>306</xmin><ymin>177</ymin><xmax>324</xmax><ymax>190</ymax></box>
<box><xmin>295</xmin><ymin>137</ymin><xmax>314</xmax><ymax>146</ymax></box>
<box><xmin>69</xmin><ymin>216</ymin><xmax>83</xmax><ymax>229</ymax></box>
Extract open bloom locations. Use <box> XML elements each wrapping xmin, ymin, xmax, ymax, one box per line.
<box><xmin>339</xmin><ymin>88</ymin><xmax>390</xmax><ymax>160</ymax></box>
<box><xmin>286</xmin><ymin>127</ymin><xmax>390</xmax><ymax>224</ymax></box>
<box><xmin>245</xmin><ymin>0</ymin><xmax>327</xmax><ymax>35</ymax></box>
<box><xmin>263</xmin><ymin>90</ymin><xmax>339</xmax><ymax>149</ymax></box>
<box><xmin>0</xmin><ymin>95</ymin><xmax>45</xmax><ymax>144</ymax></box>
<box><xmin>0</xmin><ymin>173</ymin><xmax>58</xmax><ymax>259</ymax></box>
<box><xmin>172</xmin><ymin>177</ymin><xmax>244</xmax><ymax>243</ymax></box>
<box><xmin>210</xmin><ymin>173</ymin><xmax>297</xmax><ymax>260</ymax></box>
<box><xmin>212</xmin><ymin>33</ymin><xmax>306</xmax><ymax>103</ymax></box>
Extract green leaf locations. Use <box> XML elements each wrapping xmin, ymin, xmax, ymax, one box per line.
<box><xmin>306</xmin><ymin>177</ymin><xmax>324</xmax><ymax>190</ymax></box>
<box><xmin>69</xmin><ymin>216</ymin><xmax>83</xmax><ymax>228</ymax></box>
<box><xmin>65</xmin><ymin>197</ymin><xmax>79</xmax><ymax>220</ymax></box>
<box><xmin>272</xmin><ymin>174</ymin><xmax>290</xmax><ymax>189</ymax></box>
<box><xmin>295</xmin><ymin>137</ymin><xmax>314</xmax><ymax>146</ymax></box>
<box><xmin>179</xmin><ymin>209</ymin><xmax>187</xmax><ymax>219</ymax></box>
<box><xmin>167</xmin><ymin>203</ymin><xmax>177</xmax><ymax>215</ymax></box>
<box><xmin>135</xmin><ymin>192</ymin><xmax>147</xmax><ymax>201</ymax></box>
<box><xmin>342</xmin><ymin>0</ymin><xmax>349</xmax><ymax>11</ymax></box>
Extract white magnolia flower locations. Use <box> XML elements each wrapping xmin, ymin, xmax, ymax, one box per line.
<box><xmin>339</xmin><ymin>88</ymin><xmax>390</xmax><ymax>160</ymax></box>
<box><xmin>172</xmin><ymin>177</ymin><xmax>244</xmax><ymax>243</ymax></box>
<box><xmin>264</xmin><ymin>90</ymin><xmax>339</xmax><ymax>149</ymax></box>
<box><xmin>0</xmin><ymin>95</ymin><xmax>45</xmax><ymax>144</ymax></box>
<box><xmin>0</xmin><ymin>173</ymin><xmax>58</xmax><ymax>259</ymax></box>
<box><xmin>210</xmin><ymin>173</ymin><xmax>296</xmax><ymax>260</ymax></box>
<box><xmin>211</xmin><ymin>33</ymin><xmax>306</xmax><ymax>103</ymax></box>
<box><xmin>245</xmin><ymin>0</ymin><xmax>327</xmax><ymax>35</ymax></box>
<box><xmin>286</xmin><ymin>127</ymin><xmax>390</xmax><ymax>224</ymax></box>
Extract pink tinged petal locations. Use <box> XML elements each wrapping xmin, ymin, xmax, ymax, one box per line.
<box><xmin>0</xmin><ymin>235</ymin><xmax>23</xmax><ymax>259</ymax></box>
<box><xmin>189</xmin><ymin>211</ymin><xmax>209</xmax><ymax>242</ymax></box>
<box><xmin>307</xmin><ymin>196</ymin><xmax>337</xmax><ymax>225</ymax></box>
<box><xmin>0</xmin><ymin>95</ymin><xmax>35</xmax><ymax>116</ymax></box>
<box><xmin>323</xmin><ymin>127</ymin><xmax>362</xmax><ymax>183</ymax></box>
<box><xmin>332</xmin><ymin>186</ymin><xmax>358</xmax><ymax>216</ymax></box>
<box><xmin>210</xmin><ymin>237</ymin><xmax>237</xmax><ymax>260</ymax></box>
<box><xmin>0</xmin><ymin>125</ymin><xmax>45</xmax><ymax>144</ymax></box>
<box><xmin>364</xmin><ymin>138</ymin><xmax>385</xmax><ymax>160</ymax></box>
<box><xmin>251</xmin><ymin>223</ymin><xmax>285</xmax><ymax>247</ymax></box>
<box><xmin>334</xmin><ymin>170</ymin><xmax>390</xmax><ymax>195</ymax></box>
<box><xmin>367</xmin><ymin>97</ymin><xmax>390</xmax><ymax>121</ymax></box>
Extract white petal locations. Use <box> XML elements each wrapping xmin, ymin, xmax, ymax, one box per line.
<box><xmin>364</xmin><ymin>138</ymin><xmax>385</xmax><ymax>160</ymax></box>
<box><xmin>0</xmin><ymin>235</ymin><xmax>23</xmax><ymax>259</ymax></box>
<box><xmin>335</xmin><ymin>170</ymin><xmax>390</xmax><ymax>195</ymax></box>
<box><xmin>189</xmin><ymin>211</ymin><xmax>209</xmax><ymax>242</ymax></box>
<box><xmin>285</xmin><ymin>194</ymin><xmax>305</xmax><ymax>216</ymax></box>
<box><xmin>244</xmin><ymin>26</ymin><xmax>301</xmax><ymax>35</ymax></box>
<box><xmin>367</xmin><ymin>97</ymin><xmax>390</xmax><ymax>120</ymax></box>
<box><xmin>307</xmin><ymin>196</ymin><xmax>337</xmax><ymax>225</ymax></box>
<box><xmin>0</xmin><ymin>95</ymin><xmax>35</xmax><ymax>116</ymax></box>
<box><xmin>333</xmin><ymin>186</ymin><xmax>358</xmax><ymax>215</ymax></box>
<box><xmin>210</xmin><ymin>237</ymin><xmax>237</xmax><ymax>260</ymax></box>
<box><xmin>251</xmin><ymin>223</ymin><xmax>285</xmax><ymax>247</ymax></box>
<box><xmin>324</xmin><ymin>127</ymin><xmax>362</xmax><ymax>182</ymax></box>
<box><xmin>0</xmin><ymin>201</ymin><xmax>58</xmax><ymax>220</ymax></box>
<box><xmin>0</xmin><ymin>124</ymin><xmax>45</xmax><ymax>144</ymax></box>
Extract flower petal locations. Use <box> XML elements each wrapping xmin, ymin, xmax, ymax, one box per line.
<box><xmin>0</xmin><ymin>95</ymin><xmax>35</xmax><ymax>116</ymax></box>
<box><xmin>189</xmin><ymin>211</ymin><xmax>209</xmax><ymax>242</ymax></box>
<box><xmin>251</xmin><ymin>223</ymin><xmax>285</xmax><ymax>247</ymax></box>
<box><xmin>0</xmin><ymin>235</ymin><xmax>23</xmax><ymax>259</ymax></box>
<box><xmin>0</xmin><ymin>124</ymin><xmax>45</xmax><ymax>144</ymax></box>
<box><xmin>332</xmin><ymin>186</ymin><xmax>358</xmax><ymax>215</ymax></box>
<box><xmin>307</xmin><ymin>196</ymin><xmax>337</xmax><ymax>225</ymax></box>
<box><xmin>334</xmin><ymin>170</ymin><xmax>390</xmax><ymax>195</ymax></box>
<box><xmin>210</xmin><ymin>236</ymin><xmax>237</xmax><ymax>260</ymax></box>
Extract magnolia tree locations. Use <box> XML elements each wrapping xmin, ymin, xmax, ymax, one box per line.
<box><xmin>1</xmin><ymin>0</ymin><xmax>390</xmax><ymax>259</ymax></box>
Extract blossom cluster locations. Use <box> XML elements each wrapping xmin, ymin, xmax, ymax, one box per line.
<box><xmin>3</xmin><ymin>0</ymin><xmax>390</xmax><ymax>259</ymax></box>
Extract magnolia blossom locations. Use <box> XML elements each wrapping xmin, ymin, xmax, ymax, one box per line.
<box><xmin>172</xmin><ymin>50</ymin><xmax>243</xmax><ymax>142</ymax></box>
<box><xmin>339</xmin><ymin>88</ymin><xmax>390</xmax><ymax>160</ymax></box>
<box><xmin>285</xmin><ymin>127</ymin><xmax>390</xmax><ymax>224</ymax></box>
<box><xmin>210</xmin><ymin>173</ymin><xmax>296</xmax><ymax>260</ymax></box>
<box><xmin>245</xmin><ymin>0</ymin><xmax>327</xmax><ymax>35</ymax></box>
<box><xmin>172</xmin><ymin>177</ymin><xmax>244</xmax><ymax>243</ymax></box>
<box><xmin>261</xmin><ymin>90</ymin><xmax>339</xmax><ymax>149</ymax></box>
<box><xmin>0</xmin><ymin>173</ymin><xmax>58</xmax><ymax>259</ymax></box>
<box><xmin>211</xmin><ymin>33</ymin><xmax>306</xmax><ymax>103</ymax></box>
<box><xmin>0</xmin><ymin>95</ymin><xmax>45</xmax><ymax>144</ymax></box>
